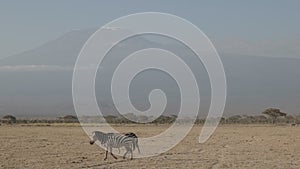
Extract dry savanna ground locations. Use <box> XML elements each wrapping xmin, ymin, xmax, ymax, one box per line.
<box><xmin>0</xmin><ymin>124</ymin><xmax>299</xmax><ymax>169</ymax></box>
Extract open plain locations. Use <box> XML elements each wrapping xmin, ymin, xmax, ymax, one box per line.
<box><xmin>0</xmin><ymin>124</ymin><xmax>299</xmax><ymax>169</ymax></box>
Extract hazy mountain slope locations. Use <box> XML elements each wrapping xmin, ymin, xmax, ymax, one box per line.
<box><xmin>0</xmin><ymin>28</ymin><xmax>96</xmax><ymax>66</ymax></box>
<box><xmin>0</xmin><ymin>28</ymin><xmax>299</xmax><ymax>117</ymax></box>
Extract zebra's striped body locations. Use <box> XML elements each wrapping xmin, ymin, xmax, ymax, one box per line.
<box><xmin>90</xmin><ymin>131</ymin><xmax>139</xmax><ymax>160</ymax></box>
<box><xmin>124</xmin><ymin>132</ymin><xmax>140</xmax><ymax>153</ymax></box>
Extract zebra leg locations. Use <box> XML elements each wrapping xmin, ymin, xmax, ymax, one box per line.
<box><xmin>104</xmin><ymin>149</ymin><xmax>108</xmax><ymax>161</ymax></box>
<box><xmin>130</xmin><ymin>149</ymin><xmax>133</xmax><ymax>160</ymax></box>
<box><xmin>136</xmin><ymin>140</ymin><xmax>141</xmax><ymax>154</ymax></box>
<box><xmin>110</xmin><ymin>147</ymin><xmax>118</xmax><ymax>159</ymax></box>
<box><xmin>123</xmin><ymin>147</ymin><xmax>129</xmax><ymax>159</ymax></box>
<box><xmin>137</xmin><ymin>145</ymin><xmax>140</xmax><ymax>154</ymax></box>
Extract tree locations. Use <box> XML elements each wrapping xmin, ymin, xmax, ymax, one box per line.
<box><xmin>262</xmin><ymin>108</ymin><xmax>286</xmax><ymax>124</ymax></box>
<box><xmin>285</xmin><ymin>115</ymin><xmax>296</xmax><ymax>123</ymax></box>
<box><xmin>153</xmin><ymin>115</ymin><xmax>175</xmax><ymax>124</ymax></box>
<box><xmin>254</xmin><ymin>115</ymin><xmax>268</xmax><ymax>123</ymax></box>
<box><xmin>226</xmin><ymin>115</ymin><xmax>242</xmax><ymax>124</ymax></box>
<box><xmin>104</xmin><ymin>115</ymin><xmax>118</xmax><ymax>123</ymax></box>
<box><xmin>2</xmin><ymin>115</ymin><xmax>17</xmax><ymax>123</ymax></box>
<box><xmin>58</xmin><ymin>115</ymin><xmax>79</xmax><ymax>123</ymax></box>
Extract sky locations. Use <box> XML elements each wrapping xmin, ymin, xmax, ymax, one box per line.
<box><xmin>1</xmin><ymin>0</ymin><xmax>300</xmax><ymax>58</ymax></box>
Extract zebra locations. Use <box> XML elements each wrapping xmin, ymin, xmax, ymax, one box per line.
<box><xmin>89</xmin><ymin>131</ymin><xmax>139</xmax><ymax>160</ymax></box>
<box><xmin>117</xmin><ymin>132</ymin><xmax>140</xmax><ymax>154</ymax></box>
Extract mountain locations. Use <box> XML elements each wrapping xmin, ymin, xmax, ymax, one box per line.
<box><xmin>0</xmin><ymin>28</ymin><xmax>299</xmax><ymax>117</ymax></box>
<box><xmin>0</xmin><ymin>29</ymin><xmax>95</xmax><ymax>66</ymax></box>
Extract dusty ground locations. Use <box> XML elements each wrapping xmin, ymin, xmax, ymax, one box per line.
<box><xmin>0</xmin><ymin>124</ymin><xmax>299</xmax><ymax>169</ymax></box>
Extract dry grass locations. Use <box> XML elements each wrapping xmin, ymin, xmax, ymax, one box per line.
<box><xmin>0</xmin><ymin>124</ymin><xmax>299</xmax><ymax>169</ymax></box>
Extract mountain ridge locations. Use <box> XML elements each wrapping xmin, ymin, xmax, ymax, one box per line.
<box><xmin>0</xmin><ymin>28</ymin><xmax>299</xmax><ymax>117</ymax></box>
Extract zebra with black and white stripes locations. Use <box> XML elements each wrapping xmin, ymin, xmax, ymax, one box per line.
<box><xmin>117</xmin><ymin>132</ymin><xmax>140</xmax><ymax>154</ymax></box>
<box><xmin>89</xmin><ymin>131</ymin><xmax>139</xmax><ymax>160</ymax></box>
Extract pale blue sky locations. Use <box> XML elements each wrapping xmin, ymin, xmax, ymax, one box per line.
<box><xmin>1</xmin><ymin>0</ymin><xmax>300</xmax><ymax>58</ymax></box>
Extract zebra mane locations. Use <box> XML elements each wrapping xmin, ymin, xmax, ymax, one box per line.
<box><xmin>93</xmin><ymin>131</ymin><xmax>106</xmax><ymax>136</ymax></box>
<box><xmin>92</xmin><ymin>131</ymin><xmax>107</xmax><ymax>143</ymax></box>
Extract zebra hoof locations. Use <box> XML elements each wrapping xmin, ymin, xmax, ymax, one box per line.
<box><xmin>104</xmin><ymin>158</ymin><xmax>107</xmax><ymax>161</ymax></box>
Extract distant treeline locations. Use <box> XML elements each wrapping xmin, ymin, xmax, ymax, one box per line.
<box><xmin>1</xmin><ymin>113</ymin><xmax>300</xmax><ymax>125</ymax></box>
<box><xmin>0</xmin><ymin>115</ymin><xmax>79</xmax><ymax>124</ymax></box>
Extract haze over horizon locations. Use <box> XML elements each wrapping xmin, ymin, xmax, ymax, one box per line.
<box><xmin>0</xmin><ymin>1</ymin><xmax>300</xmax><ymax>117</ymax></box>
<box><xmin>0</xmin><ymin>28</ymin><xmax>299</xmax><ymax>117</ymax></box>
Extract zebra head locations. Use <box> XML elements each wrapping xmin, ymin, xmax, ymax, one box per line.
<box><xmin>90</xmin><ymin>131</ymin><xmax>106</xmax><ymax>145</ymax></box>
<box><xmin>89</xmin><ymin>131</ymin><xmax>96</xmax><ymax>145</ymax></box>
